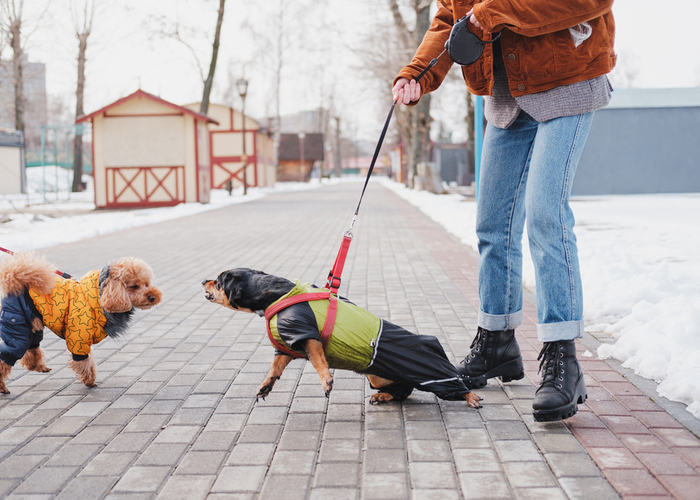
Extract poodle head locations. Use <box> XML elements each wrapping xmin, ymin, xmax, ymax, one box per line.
<box><xmin>100</xmin><ymin>258</ymin><xmax>163</xmax><ymax>313</ymax></box>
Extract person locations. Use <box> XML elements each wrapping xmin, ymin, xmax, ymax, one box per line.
<box><xmin>392</xmin><ymin>0</ymin><xmax>616</xmax><ymax>422</ymax></box>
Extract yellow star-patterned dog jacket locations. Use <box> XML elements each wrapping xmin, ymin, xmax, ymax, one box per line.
<box><xmin>29</xmin><ymin>271</ymin><xmax>107</xmax><ymax>356</ymax></box>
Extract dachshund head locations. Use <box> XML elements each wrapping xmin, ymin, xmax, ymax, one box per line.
<box><xmin>202</xmin><ymin>268</ymin><xmax>294</xmax><ymax>314</ymax></box>
<box><xmin>100</xmin><ymin>258</ymin><xmax>163</xmax><ymax>313</ymax></box>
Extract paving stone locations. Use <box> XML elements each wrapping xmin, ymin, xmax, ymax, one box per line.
<box><xmin>12</xmin><ymin>466</ymin><xmax>78</xmax><ymax>494</ymax></box>
<box><xmin>259</xmin><ymin>474</ymin><xmax>311</xmax><ymax>500</ymax></box>
<box><xmin>452</xmin><ymin>448</ymin><xmax>502</xmax><ymax>473</ymax></box>
<box><xmin>80</xmin><ymin>451</ymin><xmax>137</xmax><ymax>476</ymax></box>
<box><xmin>324</xmin><ymin>422</ymin><xmax>363</xmax><ymax>439</ymax></box>
<box><xmin>111</xmin><ymin>466</ymin><xmax>171</xmax><ymax>493</ymax></box>
<box><xmin>156</xmin><ymin>474</ymin><xmax>216</xmax><ymax>500</ymax></box>
<box><xmin>318</xmin><ymin>438</ymin><xmax>362</xmax><ymax>463</ymax></box>
<box><xmin>544</xmin><ymin>452</ymin><xmax>603</xmax><ymax>478</ymax></box>
<box><xmin>558</xmin><ymin>476</ymin><xmax>621</xmax><ymax>500</ymax></box>
<box><xmin>0</xmin><ymin>454</ymin><xmax>47</xmax><ymax>479</ymax></box>
<box><xmin>268</xmin><ymin>449</ymin><xmax>317</xmax><ymax>475</ymax></box>
<box><xmin>493</xmin><ymin>440</ymin><xmax>543</xmax><ymax>462</ymax></box>
<box><xmin>54</xmin><ymin>475</ymin><xmax>119</xmax><ymax>500</ymax></box>
<box><xmin>406</xmin><ymin>439</ymin><xmax>451</xmax><ymax>462</ymax></box>
<box><xmin>364</xmin><ymin>429</ymin><xmax>405</xmax><ymax>449</ymax></box>
<box><xmin>134</xmin><ymin>442</ymin><xmax>188</xmax><ymax>466</ymax></box>
<box><xmin>410</xmin><ymin>489</ymin><xmax>461</xmax><ymax>500</ymax></box>
<box><xmin>44</xmin><ymin>444</ymin><xmax>102</xmax><ymax>467</ymax></box>
<box><xmin>309</xmin><ymin>488</ymin><xmax>358</xmax><ymax>500</ymax></box>
<box><xmin>503</xmin><ymin>461</ymin><xmax>557</xmax><ymax>488</ymax></box>
<box><xmin>486</xmin><ymin>420</ymin><xmax>531</xmax><ymax>441</ymax></box>
<box><xmin>103</xmin><ymin>432</ymin><xmax>155</xmax><ymax>453</ymax></box>
<box><xmin>226</xmin><ymin>443</ymin><xmax>276</xmax><ymax>466</ymax></box>
<box><xmin>409</xmin><ymin>462</ymin><xmax>457</xmax><ymax>489</ymax></box>
<box><xmin>361</xmin><ymin>472</ymin><xmax>409</xmax><ymax>499</ymax></box>
<box><xmin>211</xmin><ymin>465</ymin><xmax>267</xmax><ymax>493</ymax></box>
<box><xmin>363</xmin><ymin>448</ymin><xmax>407</xmax><ymax>473</ymax></box>
<box><xmin>457</xmin><ymin>472</ymin><xmax>512</xmax><ymax>499</ymax></box>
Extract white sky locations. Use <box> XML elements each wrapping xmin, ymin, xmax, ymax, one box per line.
<box><xmin>5</xmin><ymin>0</ymin><xmax>700</xmax><ymax>142</ymax></box>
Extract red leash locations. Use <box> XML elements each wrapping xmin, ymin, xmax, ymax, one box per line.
<box><xmin>0</xmin><ymin>246</ymin><xmax>77</xmax><ymax>280</ymax></box>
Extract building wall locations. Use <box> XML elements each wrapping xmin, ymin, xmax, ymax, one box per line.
<box><xmin>0</xmin><ymin>60</ymin><xmax>47</xmax><ymax>149</ymax></box>
<box><xmin>278</xmin><ymin>160</ymin><xmax>312</xmax><ymax>182</ymax></box>
<box><xmin>0</xmin><ymin>146</ymin><xmax>22</xmax><ymax>195</ymax></box>
<box><xmin>573</xmin><ymin>106</ymin><xmax>700</xmax><ymax>195</ymax></box>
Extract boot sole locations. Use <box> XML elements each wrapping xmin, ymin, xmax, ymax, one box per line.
<box><xmin>532</xmin><ymin>374</ymin><xmax>588</xmax><ymax>422</ymax></box>
<box><xmin>462</xmin><ymin>357</ymin><xmax>525</xmax><ymax>390</ymax></box>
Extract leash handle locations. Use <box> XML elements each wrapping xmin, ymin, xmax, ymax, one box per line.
<box><xmin>0</xmin><ymin>246</ymin><xmax>77</xmax><ymax>281</ymax></box>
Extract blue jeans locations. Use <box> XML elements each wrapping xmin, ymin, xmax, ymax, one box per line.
<box><xmin>476</xmin><ymin>110</ymin><xmax>594</xmax><ymax>342</ymax></box>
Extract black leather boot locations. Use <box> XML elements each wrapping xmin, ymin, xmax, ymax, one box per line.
<box><xmin>532</xmin><ymin>340</ymin><xmax>587</xmax><ymax>422</ymax></box>
<box><xmin>457</xmin><ymin>327</ymin><xmax>525</xmax><ymax>389</ymax></box>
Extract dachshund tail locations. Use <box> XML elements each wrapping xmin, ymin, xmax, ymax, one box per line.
<box><xmin>0</xmin><ymin>251</ymin><xmax>57</xmax><ymax>297</ymax></box>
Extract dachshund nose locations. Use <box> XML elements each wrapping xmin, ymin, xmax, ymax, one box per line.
<box><xmin>201</xmin><ymin>279</ymin><xmax>210</xmax><ymax>286</ymax></box>
<box><xmin>148</xmin><ymin>295</ymin><xmax>156</xmax><ymax>303</ymax></box>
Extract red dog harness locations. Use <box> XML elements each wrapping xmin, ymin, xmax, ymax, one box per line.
<box><xmin>264</xmin><ymin>232</ymin><xmax>352</xmax><ymax>358</ymax></box>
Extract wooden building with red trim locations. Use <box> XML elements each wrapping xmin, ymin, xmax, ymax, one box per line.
<box><xmin>76</xmin><ymin>90</ymin><xmax>218</xmax><ymax>208</ymax></box>
<box><xmin>184</xmin><ymin>102</ymin><xmax>276</xmax><ymax>190</ymax></box>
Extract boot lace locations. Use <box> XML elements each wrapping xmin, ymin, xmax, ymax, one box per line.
<box><xmin>469</xmin><ymin>328</ymin><xmax>486</xmax><ymax>355</ymax></box>
<box><xmin>537</xmin><ymin>341</ymin><xmax>565</xmax><ymax>390</ymax></box>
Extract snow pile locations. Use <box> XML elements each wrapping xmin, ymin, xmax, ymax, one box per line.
<box><xmin>1</xmin><ymin>169</ymin><xmax>329</xmax><ymax>251</ymax></box>
<box><xmin>382</xmin><ymin>179</ymin><xmax>700</xmax><ymax>418</ymax></box>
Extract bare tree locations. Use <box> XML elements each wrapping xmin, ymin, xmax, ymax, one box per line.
<box><xmin>70</xmin><ymin>0</ymin><xmax>95</xmax><ymax>192</ymax></box>
<box><xmin>147</xmin><ymin>0</ymin><xmax>226</xmax><ymax>115</ymax></box>
<box><xmin>0</xmin><ymin>0</ymin><xmax>26</xmax><ymax>134</ymax></box>
<box><xmin>200</xmin><ymin>0</ymin><xmax>225</xmax><ymax>114</ymax></box>
<box><xmin>0</xmin><ymin>0</ymin><xmax>50</xmax><ymax>136</ymax></box>
<box><xmin>387</xmin><ymin>0</ymin><xmax>433</xmax><ymax>187</ymax></box>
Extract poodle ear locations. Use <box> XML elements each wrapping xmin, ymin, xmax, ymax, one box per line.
<box><xmin>100</xmin><ymin>277</ymin><xmax>132</xmax><ymax>313</ymax></box>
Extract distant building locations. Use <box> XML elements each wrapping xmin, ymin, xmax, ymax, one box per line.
<box><xmin>183</xmin><ymin>102</ymin><xmax>276</xmax><ymax>189</ymax></box>
<box><xmin>0</xmin><ymin>129</ymin><xmax>25</xmax><ymax>195</ymax></box>
<box><xmin>277</xmin><ymin>133</ymin><xmax>324</xmax><ymax>182</ymax></box>
<box><xmin>574</xmin><ymin>87</ymin><xmax>700</xmax><ymax>195</ymax></box>
<box><xmin>434</xmin><ymin>143</ymin><xmax>474</xmax><ymax>186</ymax></box>
<box><xmin>0</xmin><ymin>57</ymin><xmax>47</xmax><ymax>149</ymax></box>
<box><xmin>77</xmin><ymin>90</ymin><xmax>216</xmax><ymax>208</ymax></box>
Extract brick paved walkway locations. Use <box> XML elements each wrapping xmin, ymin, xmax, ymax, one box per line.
<box><xmin>0</xmin><ymin>181</ymin><xmax>698</xmax><ymax>499</ymax></box>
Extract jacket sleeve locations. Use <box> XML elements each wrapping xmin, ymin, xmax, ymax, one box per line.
<box><xmin>474</xmin><ymin>0</ymin><xmax>614</xmax><ymax>37</ymax></box>
<box><xmin>394</xmin><ymin>0</ymin><xmax>456</xmax><ymax>105</ymax></box>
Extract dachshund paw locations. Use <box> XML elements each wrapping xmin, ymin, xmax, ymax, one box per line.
<box><xmin>322</xmin><ymin>377</ymin><xmax>333</xmax><ymax>398</ymax></box>
<box><xmin>464</xmin><ymin>392</ymin><xmax>482</xmax><ymax>408</ymax></box>
<box><xmin>369</xmin><ymin>392</ymin><xmax>395</xmax><ymax>405</ymax></box>
<box><xmin>0</xmin><ymin>384</ymin><xmax>9</xmax><ymax>394</ymax></box>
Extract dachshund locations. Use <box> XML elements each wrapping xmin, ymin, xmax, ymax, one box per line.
<box><xmin>202</xmin><ymin>268</ymin><xmax>481</xmax><ymax>408</ymax></box>
<box><xmin>0</xmin><ymin>252</ymin><xmax>162</xmax><ymax>393</ymax></box>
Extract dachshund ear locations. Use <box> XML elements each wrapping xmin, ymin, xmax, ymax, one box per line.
<box><xmin>219</xmin><ymin>273</ymin><xmax>242</xmax><ymax>309</ymax></box>
<box><xmin>100</xmin><ymin>277</ymin><xmax>133</xmax><ymax>313</ymax></box>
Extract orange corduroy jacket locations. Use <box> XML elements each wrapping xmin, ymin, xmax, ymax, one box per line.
<box><xmin>396</xmin><ymin>0</ymin><xmax>616</xmax><ymax>98</ymax></box>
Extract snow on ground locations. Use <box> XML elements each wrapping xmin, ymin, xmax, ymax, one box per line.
<box><xmin>0</xmin><ymin>166</ymin><xmax>327</xmax><ymax>251</ymax></box>
<box><xmin>381</xmin><ymin>178</ymin><xmax>700</xmax><ymax>418</ymax></box>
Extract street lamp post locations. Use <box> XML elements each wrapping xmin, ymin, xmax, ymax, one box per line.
<box><xmin>236</xmin><ymin>78</ymin><xmax>249</xmax><ymax>195</ymax></box>
<box><xmin>298</xmin><ymin>132</ymin><xmax>306</xmax><ymax>181</ymax></box>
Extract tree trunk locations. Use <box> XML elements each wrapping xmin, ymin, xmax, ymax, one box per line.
<box><xmin>72</xmin><ymin>32</ymin><xmax>88</xmax><ymax>192</ymax></box>
<box><xmin>10</xmin><ymin>19</ymin><xmax>24</xmax><ymax>134</ymax></box>
<box><xmin>200</xmin><ymin>0</ymin><xmax>226</xmax><ymax>115</ymax></box>
<box><xmin>408</xmin><ymin>2</ymin><xmax>432</xmax><ymax>187</ymax></box>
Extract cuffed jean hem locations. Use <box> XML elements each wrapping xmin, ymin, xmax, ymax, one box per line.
<box><xmin>478</xmin><ymin>310</ymin><xmax>523</xmax><ymax>331</ymax></box>
<box><xmin>537</xmin><ymin>320</ymin><xmax>585</xmax><ymax>342</ymax></box>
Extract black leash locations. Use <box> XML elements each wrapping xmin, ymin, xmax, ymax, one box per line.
<box><xmin>348</xmin><ymin>48</ymin><xmax>447</xmax><ymax>233</ymax></box>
